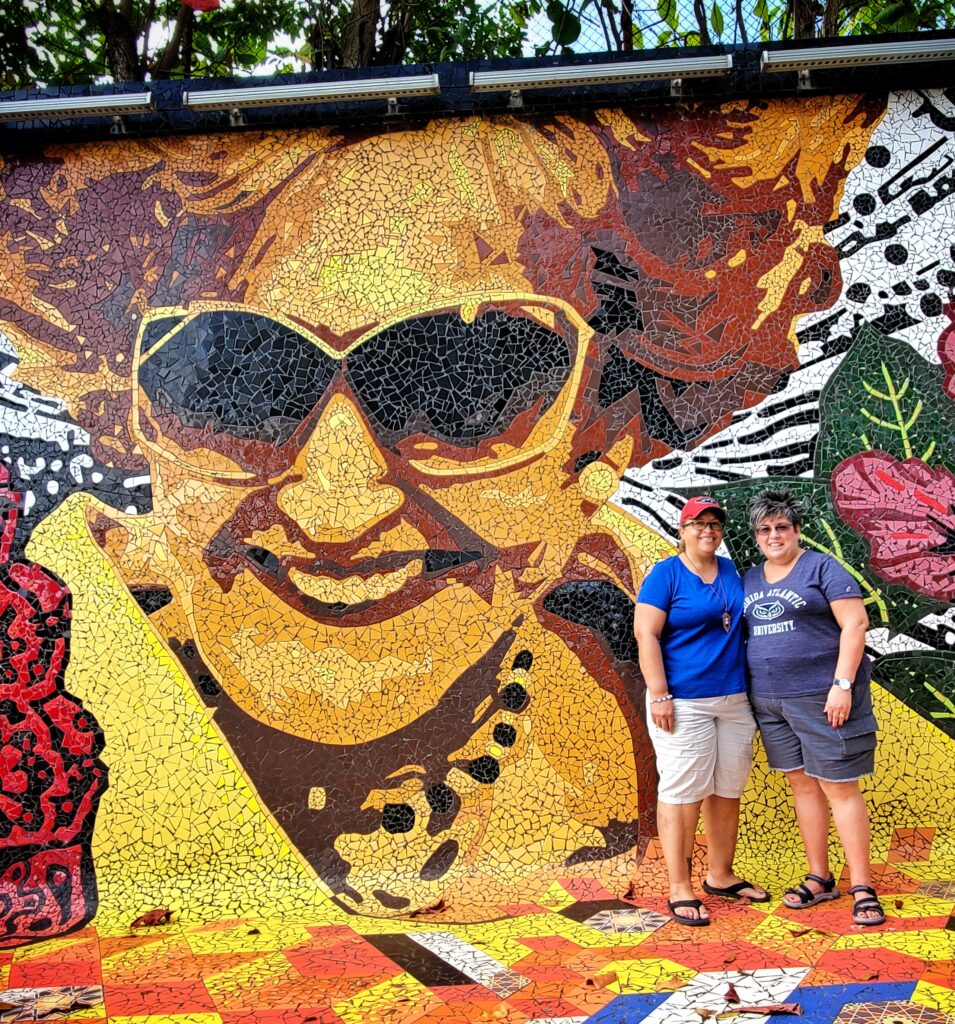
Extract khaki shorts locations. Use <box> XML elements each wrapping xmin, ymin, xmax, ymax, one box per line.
<box><xmin>647</xmin><ymin>692</ymin><xmax>757</xmax><ymax>804</ymax></box>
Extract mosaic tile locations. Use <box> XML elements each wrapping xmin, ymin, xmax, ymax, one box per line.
<box><xmin>0</xmin><ymin>83</ymin><xmax>953</xmax><ymax>1022</ymax></box>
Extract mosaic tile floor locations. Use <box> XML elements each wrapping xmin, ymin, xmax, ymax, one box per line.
<box><xmin>4</xmin><ymin>832</ymin><xmax>954</xmax><ymax>1024</ymax></box>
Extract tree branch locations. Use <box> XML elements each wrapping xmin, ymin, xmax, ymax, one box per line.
<box><xmin>823</xmin><ymin>0</ymin><xmax>840</xmax><ymax>35</ymax></box>
<box><xmin>693</xmin><ymin>0</ymin><xmax>713</xmax><ymax>43</ymax></box>
<box><xmin>152</xmin><ymin>3</ymin><xmax>191</xmax><ymax>77</ymax></box>
<box><xmin>735</xmin><ymin>0</ymin><xmax>748</xmax><ymax>43</ymax></box>
<box><xmin>620</xmin><ymin>0</ymin><xmax>634</xmax><ymax>50</ymax></box>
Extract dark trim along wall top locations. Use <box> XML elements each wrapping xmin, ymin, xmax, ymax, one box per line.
<box><xmin>2</xmin><ymin>29</ymin><xmax>955</xmax><ymax>150</ymax></box>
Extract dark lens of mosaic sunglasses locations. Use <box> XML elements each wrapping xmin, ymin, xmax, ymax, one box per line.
<box><xmin>344</xmin><ymin>308</ymin><xmax>574</xmax><ymax>448</ymax></box>
<box><xmin>138</xmin><ymin>311</ymin><xmax>338</xmax><ymax>447</ymax></box>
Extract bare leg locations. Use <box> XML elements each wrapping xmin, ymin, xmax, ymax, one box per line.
<box><xmin>818</xmin><ymin>778</ymin><xmax>879</xmax><ymax>920</ymax></box>
<box><xmin>784</xmin><ymin>769</ymin><xmax>833</xmax><ymax>907</ymax></box>
<box><xmin>658</xmin><ymin>799</ymin><xmax>707</xmax><ymax>921</ymax></box>
<box><xmin>702</xmin><ymin>794</ymin><xmax>766</xmax><ymax>899</ymax></box>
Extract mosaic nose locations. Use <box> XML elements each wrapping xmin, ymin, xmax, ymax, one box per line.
<box><xmin>276</xmin><ymin>394</ymin><xmax>403</xmax><ymax>541</ymax></box>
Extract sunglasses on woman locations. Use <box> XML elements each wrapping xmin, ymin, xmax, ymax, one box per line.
<box><xmin>132</xmin><ymin>295</ymin><xmax>591</xmax><ymax>483</ymax></box>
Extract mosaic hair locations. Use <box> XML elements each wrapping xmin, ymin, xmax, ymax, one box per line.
<box><xmin>748</xmin><ymin>489</ymin><xmax>805</xmax><ymax>530</ymax></box>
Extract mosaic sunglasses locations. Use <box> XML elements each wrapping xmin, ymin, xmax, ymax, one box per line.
<box><xmin>131</xmin><ymin>295</ymin><xmax>592</xmax><ymax>483</ymax></box>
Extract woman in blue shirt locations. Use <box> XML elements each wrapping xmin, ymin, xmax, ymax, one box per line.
<box><xmin>635</xmin><ymin>496</ymin><xmax>768</xmax><ymax>926</ymax></box>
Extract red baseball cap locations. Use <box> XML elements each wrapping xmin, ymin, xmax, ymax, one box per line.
<box><xmin>679</xmin><ymin>495</ymin><xmax>727</xmax><ymax>526</ymax></box>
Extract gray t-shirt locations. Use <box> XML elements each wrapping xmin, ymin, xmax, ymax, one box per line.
<box><xmin>743</xmin><ymin>549</ymin><xmax>871</xmax><ymax>697</ymax></box>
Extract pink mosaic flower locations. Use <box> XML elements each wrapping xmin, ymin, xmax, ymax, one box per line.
<box><xmin>182</xmin><ymin>0</ymin><xmax>220</xmax><ymax>10</ymax></box>
<box><xmin>940</xmin><ymin>301</ymin><xmax>955</xmax><ymax>402</ymax></box>
<box><xmin>832</xmin><ymin>451</ymin><xmax>955</xmax><ymax>601</ymax></box>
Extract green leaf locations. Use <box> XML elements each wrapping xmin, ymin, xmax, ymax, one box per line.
<box><xmin>657</xmin><ymin>0</ymin><xmax>679</xmax><ymax>30</ymax></box>
<box><xmin>546</xmin><ymin>0</ymin><xmax>581</xmax><ymax>44</ymax></box>
<box><xmin>872</xmin><ymin>652</ymin><xmax>955</xmax><ymax>739</ymax></box>
<box><xmin>815</xmin><ymin>324</ymin><xmax>955</xmax><ymax>476</ymax></box>
<box><xmin>710</xmin><ymin>0</ymin><xmax>724</xmax><ymax>35</ymax></box>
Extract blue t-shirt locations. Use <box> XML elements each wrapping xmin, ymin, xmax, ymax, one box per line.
<box><xmin>743</xmin><ymin>549</ymin><xmax>872</xmax><ymax>697</ymax></box>
<box><xmin>636</xmin><ymin>555</ymin><xmax>747</xmax><ymax>699</ymax></box>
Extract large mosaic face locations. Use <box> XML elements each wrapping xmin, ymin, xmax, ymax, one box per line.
<box><xmin>0</xmin><ymin>96</ymin><xmax>897</xmax><ymax>934</ymax></box>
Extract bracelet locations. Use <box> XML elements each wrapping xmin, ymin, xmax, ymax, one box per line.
<box><xmin>649</xmin><ymin>694</ymin><xmax>673</xmax><ymax>704</ymax></box>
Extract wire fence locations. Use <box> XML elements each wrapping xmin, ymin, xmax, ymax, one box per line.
<box><xmin>526</xmin><ymin>0</ymin><xmax>955</xmax><ymax>56</ymax></box>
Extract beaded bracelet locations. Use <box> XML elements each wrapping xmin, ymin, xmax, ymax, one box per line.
<box><xmin>649</xmin><ymin>694</ymin><xmax>673</xmax><ymax>704</ymax></box>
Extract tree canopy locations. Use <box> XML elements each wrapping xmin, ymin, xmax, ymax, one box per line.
<box><xmin>1</xmin><ymin>0</ymin><xmax>954</xmax><ymax>88</ymax></box>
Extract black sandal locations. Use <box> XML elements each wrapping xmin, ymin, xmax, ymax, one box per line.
<box><xmin>784</xmin><ymin>872</ymin><xmax>840</xmax><ymax>909</ymax></box>
<box><xmin>849</xmin><ymin>885</ymin><xmax>886</xmax><ymax>926</ymax></box>
<box><xmin>667</xmin><ymin>898</ymin><xmax>710</xmax><ymax>927</ymax></box>
<box><xmin>703</xmin><ymin>879</ymin><xmax>771</xmax><ymax>903</ymax></box>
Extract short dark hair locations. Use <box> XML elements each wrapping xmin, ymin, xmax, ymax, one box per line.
<box><xmin>748</xmin><ymin>488</ymin><xmax>805</xmax><ymax>530</ymax></box>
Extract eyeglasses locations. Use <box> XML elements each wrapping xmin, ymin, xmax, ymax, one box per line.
<box><xmin>756</xmin><ymin>523</ymin><xmax>794</xmax><ymax>537</ymax></box>
<box><xmin>131</xmin><ymin>295</ymin><xmax>591</xmax><ymax>483</ymax></box>
<box><xmin>685</xmin><ymin>519</ymin><xmax>724</xmax><ymax>533</ymax></box>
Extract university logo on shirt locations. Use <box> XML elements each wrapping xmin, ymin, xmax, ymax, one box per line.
<box><xmin>752</xmin><ymin>601</ymin><xmax>785</xmax><ymax>621</ymax></box>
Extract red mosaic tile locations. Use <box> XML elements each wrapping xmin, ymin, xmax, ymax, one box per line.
<box><xmin>104</xmin><ymin>979</ymin><xmax>218</xmax><ymax>1015</ymax></box>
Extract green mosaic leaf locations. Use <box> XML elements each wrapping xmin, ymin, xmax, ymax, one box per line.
<box><xmin>815</xmin><ymin>323</ymin><xmax>955</xmax><ymax>477</ymax></box>
<box><xmin>872</xmin><ymin>652</ymin><xmax>955</xmax><ymax>740</ymax></box>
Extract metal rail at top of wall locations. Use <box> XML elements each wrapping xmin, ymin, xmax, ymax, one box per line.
<box><xmin>2</xmin><ymin>33</ymin><xmax>955</xmax><ymax>146</ymax></box>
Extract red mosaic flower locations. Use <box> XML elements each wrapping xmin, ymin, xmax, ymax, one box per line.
<box><xmin>939</xmin><ymin>301</ymin><xmax>955</xmax><ymax>402</ymax></box>
<box><xmin>0</xmin><ymin>466</ymin><xmax>107</xmax><ymax>946</ymax></box>
<box><xmin>832</xmin><ymin>452</ymin><xmax>955</xmax><ymax>601</ymax></box>
<box><xmin>182</xmin><ymin>0</ymin><xmax>220</xmax><ymax>10</ymax></box>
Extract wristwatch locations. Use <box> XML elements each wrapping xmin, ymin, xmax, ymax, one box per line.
<box><xmin>832</xmin><ymin>677</ymin><xmax>853</xmax><ymax>691</ymax></box>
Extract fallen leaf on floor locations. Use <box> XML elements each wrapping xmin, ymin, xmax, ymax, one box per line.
<box><xmin>409</xmin><ymin>898</ymin><xmax>447</xmax><ymax>917</ymax></box>
<box><xmin>723</xmin><ymin>953</ymin><xmax>737</xmax><ymax>964</ymax></box>
<box><xmin>860</xmin><ymin>971</ymin><xmax>880</xmax><ymax>981</ymax></box>
<box><xmin>584</xmin><ymin>972</ymin><xmax>617</xmax><ymax>989</ymax></box>
<box><xmin>895</xmin><ymin>899</ymin><xmax>904</xmax><ymax>909</ymax></box>
<box><xmin>247</xmin><ymin>927</ymin><xmax>261</xmax><ymax>935</ymax></box>
<box><xmin>655</xmin><ymin>975</ymin><xmax>685</xmax><ymax>992</ymax></box>
<box><xmin>716</xmin><ymin>1003</ymin><xmax>801</xmax><ymax>1017</ymax></box>
<box><xmin>725</xmin><ymin>983</ymin><xmax>740</xmax><ymax>1003</ymax></box>
<box><xmin>788</xmin><ymin>927</ymin><xmax>814</xmax><ymax>937</ymax></box>
<box><xmin>694</xmin><ymin>1009</ymin><xmax>716</xmax><ymax>1019</ymax></box>
<box><xmin>622</xmin><ymin>883</ymin><xmax>637</xmax><ymax>901</ymax></box>
<box><xmin>131</xmin><ymin>908</ymin><xmax>173</xmax><ymax>927</ymax></box>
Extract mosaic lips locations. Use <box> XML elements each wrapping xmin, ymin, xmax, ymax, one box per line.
<box><xmin>239</xmin><ymin>542</ymin><xmax>488</xmax><ymax>623</ymax></box>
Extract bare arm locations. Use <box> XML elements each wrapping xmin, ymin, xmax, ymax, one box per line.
<box><xmin>824</xmin><ymin>597</ymin><xmax>869</xmax><ymax>728</ymax></box>
<box><xmin>634</xmin><ymin>602</ymin><xmax>675</xmax><ymax>732</ymax></box>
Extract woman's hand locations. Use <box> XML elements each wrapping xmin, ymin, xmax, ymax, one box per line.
<box><xmin>650</xmin><ymin>697</ymin><xmax>675</xmax><ymax>733</ymax></box>
<box><xmin>825</xmin><ymin>686</ymin><xmax>852</xmax><ymax>728</ymax></box>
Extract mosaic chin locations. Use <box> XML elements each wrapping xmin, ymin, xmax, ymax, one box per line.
<box><xmin>0</xmin><ymin>98</ymin><xmax>881</xmax><ymax>918</ymax></box>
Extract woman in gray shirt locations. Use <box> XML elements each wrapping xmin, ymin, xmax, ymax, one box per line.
<box><xmin>743</xmin><ymin>489</ymin><xmax>884</xmax><ymax>926</ymax></box>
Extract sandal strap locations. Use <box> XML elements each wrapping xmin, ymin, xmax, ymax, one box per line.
<box><xmin>852</xmin><ymin>897</ymin><xmax>883</xmax><ymax>911</ymax></box>
<box><xmin>848</xmin><ymin>884</ymin><xmax>878</xmax><ymax>898</ymax></box>
<box><xmin>806</xmin><ymin>873</ymin><xmax>835</xmax><ymax>888</ymax></box>
<box><xmin>784</xmin><ymin>883</ymin><xmax>815</xmax><ymax>904</ymax></box>
<box><xmin>669</xmin><ymin>898</ymin><xmax>703</xmax><ymax>910</ymax></box>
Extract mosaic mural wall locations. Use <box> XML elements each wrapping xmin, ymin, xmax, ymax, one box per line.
<box><xmin>0</xmin><ymin>88</ymin><xmax>952</xmax><ymax>950</ymax></box>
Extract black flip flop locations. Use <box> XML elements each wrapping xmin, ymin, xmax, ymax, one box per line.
<box><xmin>702</xmin><ymin>879</ymin><xmax>771</xmax><ymax>903</ymax></box>
<box><xmin>667</xmin><ymin>898</ymin><xmax>710</xmax><ymax>927</ymax></box>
